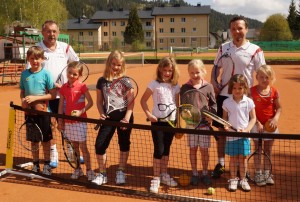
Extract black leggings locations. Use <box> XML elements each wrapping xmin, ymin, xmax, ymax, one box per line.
<box><xmin>151</xmin><ymin>122</ymin><xmax>175</xmax><ymax>159</ymax></box>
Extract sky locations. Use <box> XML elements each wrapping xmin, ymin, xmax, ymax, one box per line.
<box><xmin>185</xmin><ymin>0</ymin><xmax>291</xmax><ymax>22</ymax></box>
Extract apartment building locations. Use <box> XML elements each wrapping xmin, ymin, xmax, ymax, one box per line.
<box><xmin>64</xmin><ymin>5</ymin><xmax>210</xmax><ymax>51</ymax></box>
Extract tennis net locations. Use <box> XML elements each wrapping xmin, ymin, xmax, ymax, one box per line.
<box><xmin>2</xmin><ymin>103</ymin><xmax>300</xmax><ymax>202</ymax></box>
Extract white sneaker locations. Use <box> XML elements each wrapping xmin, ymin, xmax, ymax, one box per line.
<box><xmin>160</xmin><ymin>173</ymin><xmax>177</xmax><ymax>187</ymax></box>
<box><xmin>71</xmin><ymin>168</ymin><xmax>84</xmax><ymax>179</ymax></box>
<box><xmin>32</xmin><ymin>164</ymin><xmax>40</xmax><ymax>173</ymax></box>
<box><xmin>228</xmin><ymin>177</ymin><xmax>239</xmax><ymax>192</ymax></box>
<box><xmin>239</xmin><ymin>178</ymin><xmax>251</xmax><ymax>191</ymax></box>
<box><xmin>150</xmin><ymin>177</ymin><xmax>160</xmax><ymax>194</ymax></box>
<box><xmin>42</xmin><ymin>164</ymin><xmax>52</xmax><ymax>176</ymax></box>
<box><xmin>92</xmin><ymin>173</ymin><xmax>107</xmax><ymax>185</ymax></box>
<box><xmin>265</xmin><ymin>172</ymin><xmax>274</xmax><ymax>185</ymax></box>
<box><xmin>255</xmin><ymin>174</ymin><xmax>266</xmax><ymax>186</ymax></box>
<box><xmin>50</xmin><ymin>149</ymin><xmax>59</xmax><ymax>168</ymax></box>
<box><xmin>87</xmin><ymin>170</ymin><xmax>95</xmax><ymax>181</ymax></box>
<box><xmin>115</xmin><ymin>170</ymin><xmax>126</xmax><ymax>185</ymax></box>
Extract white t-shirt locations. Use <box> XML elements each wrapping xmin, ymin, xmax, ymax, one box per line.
<box><xmin>222</xmin><ymin>95</ymin><xmax>255</xmax><ymax>141</ymax></box>
<box><xmin>214</xmin><ymin>41</ymin><xmax>266</xmax><ymax>96</ymax></box>
<box><xmin>147</xmin><ymin>80</ymin><xmax>180</xmax><ymax>121</ymax></box>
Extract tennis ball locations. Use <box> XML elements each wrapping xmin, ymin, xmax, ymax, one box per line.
<box><xmin>178</xmin><ymin>174</ymin><xmax>190</xmax><ymax>187</ymax></box>
<box><xmin>71</xmin><ymin>110</ymin><xmax>77</xmax><ymax>116</ymax></box>
<box><xmin>207</xmin><ymin>187</ymin><xmax>215</xmax><ymax>195</ymax></box>
<box><xmin>264</xmin><ymin>120</ymin><xmax>277</xmax><ymax>132</ymax></box>
<box><xmin>181</xmin><ymin>109</ymin><xmax>192</xmax><ymax>119</ymax></box>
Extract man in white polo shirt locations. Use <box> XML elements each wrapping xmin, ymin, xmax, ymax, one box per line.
<box><xmin>39</xmin><ymin>20</ymin><xmax>79</xmax><ymax>168</ymax></box>
<box><xmin>210</xmin><ymin>16</ymin><xmax>266</xmax><ymax>179</ymax></box>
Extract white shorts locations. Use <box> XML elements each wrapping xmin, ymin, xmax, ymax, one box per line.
<box><xmin>64</xmin><ymin>122</ymin><xmax>87</xmax><ymax>142</ymax></box>
<box><xmin>251</xmin><ymin>124</ymin><xmax>279</xmax><ymax>141</ymax></box>
<box><xmin>187</xmin><ymin>125</ymin><xmax>211</xmax><ymax>148</ymax></box>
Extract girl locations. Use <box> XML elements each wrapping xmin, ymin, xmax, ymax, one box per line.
<box><xmin>20</xmin><ymin>46</ymin><xmax>56</xmax><ymax>175</ymax></box>
<box><xmin>223</xmin><ymin>74</ymin><xmax>256</xmax><ymax>192</ymax></box>
<box><xmin>250</xmin><ymin>65</ymin><xmax>282</xmax><ymax>186</ymax></box>
<box><xmin>140</xmin><ymin>57</ymin><xmax>180</xmax><ymax>194</ymax></box>
<box><xmin>180</xmin><ymin>59</ymin><xmax>217</xmax><ymax>186</ymax></box>
<box><xmin>57</xmin><ymin>61</ymin><xmax>94</xmax><ymax>181</ymax></box>
<box><xmin>92</xmin><ymin>50</ymin><xmax>134</xmax><ymax>186</ymax></box>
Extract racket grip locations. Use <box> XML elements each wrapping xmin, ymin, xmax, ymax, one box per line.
<box><xmin>94</xmin><ymin>123</ymin><xmax>101</xmax><ymax>130</ymax></box>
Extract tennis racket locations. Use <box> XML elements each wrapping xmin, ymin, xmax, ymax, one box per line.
<box><xmin>246</xmin><ymin>138</ymin><xmax>272</xmax><ymax>183</ymax></box>
<box><xmin>202</xmin><ymin>109</ymin><xmax>237</xmax><ymax>131</ymax></box>
<box><xmin>94</xmin><ymin>76</ymin><xmax>138</xmax><ymax>130</ymax></box>
<box><xmin>60</xmin><ymin>130</ymin><xmax>80</xmax><ymax>169</ymax></box>
<box><xmin>56</xmin><ymin>61</ymin><xmax>89</xmax><ymax>85</ymax></box>
<box><xmin>18</xmin><ymin>115</ymin><xmax>43</xmax><ymax>152</ymax></box>
<box><xmin>212</xmin><ymin>52</ymin><xmax>235</xmax><ymax>94</ymax></box>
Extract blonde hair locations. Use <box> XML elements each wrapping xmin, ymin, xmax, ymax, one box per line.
<box><xmin>228</xmin><ymin>74</ymin><xmax>249</xmax><ymax>95</ymax></box>
<box><xmin>256</xmin><ymin>65</ymin><xmax>276</xmax><ymax>84</ymax></box>
<box><xmin>103</xmin><ymin>50</ymin><xmax>126</xmax><ymax>81</ymax></box>
<box><xmin>156</xmin><ymin>57</ymin><xmax>179</xmax><ymax>86</ymax></box>
<box><xmin>67</xmin><ymin>61</ymin><xmax>83</xmax><ymax>76</ymax></box>
<box><xmin>26</xmin><ymin>46</ymin><xmax>46</xmax><ymax>60</ymax></box>
<box><xmin>188</xmin><ymin>59</ymin><xmax>207</xmax><ymax>78</ymax></box>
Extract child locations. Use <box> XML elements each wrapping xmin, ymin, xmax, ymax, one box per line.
<box><xmin>92</xmin><ymin>50</ymin><xmax>134</xmax><ymax>186</ymax></box>
<box><xmin>57</xmin><ymin>61</ymin><xmax>94</xmax><ymax>181</ymax></box>
<box><xmin>250</xmin><ymin>65</ymin><xmax>282</xmax><ymax>186</ymax></box>
<box><xmin>20</xmin><ymin>46</ymin><xmax>56</xmax><ymax>175</ymax></box>
<box><xmin>223</xmin><ymin>74</ymin><xmax>256</xmax><ymax>192</ymax></box>
<box><xmin>180</xmin><ymin>59</ymin><xmax>217</xmax><ymax>186</ymax></box>
<box><xmin>140</xmin><ymin>57</ymin><xmax>180</xmax><ymax>194</ymax></box>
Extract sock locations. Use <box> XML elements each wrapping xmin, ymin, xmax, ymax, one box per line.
<box><xmin>51</xmin><ymin>144</ymin><xmax>57</xmax><ymax>151</ymax></box>
<box><xmin>255</xmin><ymin>170</ymin><xmax>262</xmax><ymax>175</ymax></box>
<box><xmin>202</xmin><ymin>170</ymin><xmax>208</xmax><ymax>176</ymax></box>
<box><xmin>219</xmin><ymin>158</ymin><xmax>225</xmax><ymax>166</ymax></box>
<box><xmin>192</xmin><ymin>170</ymin><xmax>199</xmax><ymax>176</ymax></box>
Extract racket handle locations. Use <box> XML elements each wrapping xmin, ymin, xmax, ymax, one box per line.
<box><xmin>94</xmin><ymin>123</ymin><xmax>101</xmax><ymax>130</ymax></box>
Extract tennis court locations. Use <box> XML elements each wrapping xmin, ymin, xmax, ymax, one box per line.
<box><xmin>0</xmin><ymin>60</ymin><xmax>300</xmax><ymax>201</ymax></box>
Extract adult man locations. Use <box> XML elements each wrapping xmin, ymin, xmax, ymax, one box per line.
<box><xmin>39</xmin><ymin>20</ymin><xmax>79</xmax><ymax>168</ymax></box>
<box><xmin>210</xmin><ymin>16</ymin><xmax>266</xmax><ymax>178</ymax></box>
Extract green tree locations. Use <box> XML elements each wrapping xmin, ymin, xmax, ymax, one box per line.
<box><xmin>123</xmin><ymin>6</ymin><xmax>144</xmax><ymax>45</ymax></box>
<box><xmin>0</xmin><ymin>0</ymin><xmax>68</xmax><ymax>34</ymax></box>
<box><xmin>287</xmin><ymin>0</ymin><xmax>299</xmax><ymax>39</ymax></box>
<box><xmin>260</xmin><ymin>14</ymin><xmax>293</xmax><ymax>41</ymax></box>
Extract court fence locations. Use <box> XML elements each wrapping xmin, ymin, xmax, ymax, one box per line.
<box><xmin>1</xmin><ymin>103</ymin><xmax>300</xmax><ymax>201</ymax></box>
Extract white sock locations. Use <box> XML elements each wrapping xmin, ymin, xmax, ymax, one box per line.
<box><xmin>219</xmin><ymin>158</ymin><xmax>225</xmax><ymax>166</ymax></box>
<box><xmin>202</xmin><ymin>170</ymin><xmax>208</xmax><ymax>176</ymax></box>
<box><xmin>51</xmin><ymin>144</ymin><xmax>57</xmax><ymax>151</ymax></box>
<box><xmin>192</xmin><ymin>170</ymin><xmax>199</xmax><ymax>176</ymax></box>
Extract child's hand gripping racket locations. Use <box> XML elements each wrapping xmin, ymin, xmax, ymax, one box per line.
<box><xmin>202</xmin><ymin>109</ymin><xmax>237</xmax><ymax>132</ymax></box>
<box><xmin>60</xmin><ymin>130</ymin><xmax>80</xmax><ymax>169</ymax></box>
<box><xmin>94</xmin><ymin>76</ymin><xmax>138</xmax><ymax>130</ymax></box>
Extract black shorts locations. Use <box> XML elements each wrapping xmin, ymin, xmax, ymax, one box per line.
<box><xmin>49</xmin><ymin>99</ymin><xmax>59</xmax><ymax>113</ymax></box>
<box><xmin>26</xmin><ymin>115</ymin><xmax>53</xmax><ymax>142</ymax></box>
<box><xmin>212</xmin><ymin>95</ymin><xmax>229</xmax><ymax>129</ymax></box>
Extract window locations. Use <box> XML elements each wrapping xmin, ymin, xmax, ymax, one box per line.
<box><xmin>170</xmin><ymin>28</ymin><xmax>175</xmax><ymax>33</ymax></box>
<box><xmin>88</xmin><ymin>42</ymin><xmax>93</xmax><ymax>47</ymax></box>
<box><xmin>79</xmin><ymin>32</ymin><xmax>83</xmax><ymax>36</ymax></box>
<box><xmin>112</xmin><ymin>21</ymin><xmax>116</xmax><ymax>26</ymax></box>
<box><xmin>192</xmin><ymin>27</ymin><xmax>196</xmax><ymax>32</ymax></box>
<box><xmin>170</xmin><ymin>38</ymin><xmax>175</xmax><ymax>44</ymax></box>
<box><xmin>181</xmin><ymin>38</ymin><xmax>186</xmax><ymax>43</ymax></box>
<box><xmin>103</xmin><ymin>22</ymin><xmax>108</xmax><ymax>26</ymax></box>
<box><xmin>159</xmin><ymin>18</ymin><xmax>163</xmax><ymax>23</ymax></box>
<box><xmin>181</xmin><ymin>28</ymin><xmax>186</xmax><ymax>33</ymax></box>
<box><xmin>146</xmin><ymin>32</ymin><xmax>151</xmax><ymax>37</ymax></box>
<box><xmin>159</xmin><ymin>28</ymin><xmax>164</xmax><ymax>33</ymax></box>
<box><xmin>181</xmin><ymin>17</ymin><xmax>186</xmax><ymax>23</ymax></box>
<box><xmin>146</xmin><ymin>42</ymin><xmax>151</xmax><ymax>47</ymax></box>
<box><xmin>112</xmin><ymin>32</ymin><xmax>116</xmax><ymax>36</ymax></box>
<box><xmin>104</xmin><ymin>32</ymin><xmax>108</xmax><ymax>36</ymax></box>
<box><xmin>170</xmin><ymin>18</ymin><xmax>174</xmax><ymax>23</ymax></box>
<box><xmin>120</xmin><ymin>21</ymin><xmax>125</xmax><ymax>26</ymax></box>
<box><xmin>146</xmin><ymin>21</ymin><xmax>151</xmax><ymax>26</ymax></box>
<box><xmin>88</xmin><ymin>32</ymin><xmax>93</xmax><ymax>36</ymax></box>
<box><xmin>159</xmin><ymin>38</ymin><xmax>164</xmax><ymax>43</ymax></box>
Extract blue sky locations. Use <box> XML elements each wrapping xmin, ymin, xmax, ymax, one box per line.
<box><xmin>185</xmin><ymin>0</ymin><xmax>291</xmax><ymax>22</ymax></box>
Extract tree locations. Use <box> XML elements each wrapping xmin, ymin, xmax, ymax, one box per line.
<box><xmin>260</xmin><ymin>14</ymin><xmax>293</xmax><ymax>41</ymax></box>
<box><xmin>0</xmin><ymin>0</ymin><xmax>68</xmax><ymax>34</ymax></box>
<box><xmin>287</xmin><ymin>0</ymin><xmax>299</xmax><ymax>39</ymax></box>
<box><xmin>123</xmin><ymin>6</ymin><xmax>144</xmax><ymax>45</ymax></box>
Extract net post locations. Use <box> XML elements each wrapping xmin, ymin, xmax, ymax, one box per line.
<box><xmin>5</xmin><ymin>106</ymin><xmax>16</xmax><ymax>170</ymax></box>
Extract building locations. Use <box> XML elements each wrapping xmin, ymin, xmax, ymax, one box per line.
<box><xmin>64</xmin><ymin>5</ymin><xmax>211</xmax><ymax>51</ymax></box>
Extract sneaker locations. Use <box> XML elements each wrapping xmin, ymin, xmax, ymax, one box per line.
<box><xmin>190</xmin><ymin>175</ymin><xmax>199</xmax><ymax>186</ymax></box>
<box><xmin>92</xmin><ymin>173</ymin><xmax>107</xmax><ymax>185</ymax></box>
<box><xmin>80</xmin><ymin>156</ymin><xmax>84</xmax><ymax>164</ymax></box>
<box><xmin>115</xmin><ymin>170</ymin><xmax>126</xmax><ymax>185</ymax></box>
<box><xmin>211</xmin><ymin>163</ymin><xmax>225</xmax><ymax>178</ymax></box>
<box><xmin>42</xmin><ymin>164</ymin><xmax>52</xmax><ymax>176</ymax></box>
<box><xmin>87</xmin><ymin>170</ymin><xmax>95</xmax><ymax>181</ymax></box>
<box><xmin>71</xmin><ymin>168</ymin><xmax>84</xmax><ymax>179</ymax></box>
<box><xmin>239</xmin><ymin>178</ymin><xmax>251</xmax><ymax>191</ymax></box>
<box><xmin>228</xmin><ymin>177</ymin><xmax>239</xmax><ymax>192</ymax></box>
<box><xmin>150</xmin><ymin>177</ymin><xmax>160</xmax><ymax>194</ymax></box>
<box><xmin>32</xmin><ymin>164</ymin><xmax>40</xmax><ymax>173</ymax></box>
<box><xmin>202</xmin><ymin>175</ymin><xmax>212</xmax><ymax>186</ymax></box>
<box><xmin>160</xmin><ymin>173</ymin><xmax>178</xmax><ymax>187</ymax></box>
<box><xmin>255</xmin><ymin>174</ymin><xmax>266</xmax><ymax>186</ymax></box>
<box><xmin>265</xmin><ymin>173</ymin><xmax>274</xmax><ymax>185</ymax></box>
<box><xmin>50</xmin><ymin>149</ymin><xmax>59</xmax><ymax>168</ymax></box>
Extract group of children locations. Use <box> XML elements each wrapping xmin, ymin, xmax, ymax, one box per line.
<box><xmin>20</xmin><ymin>47</ymin><xmax>281</xmax><ymax>193</ymax></box>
